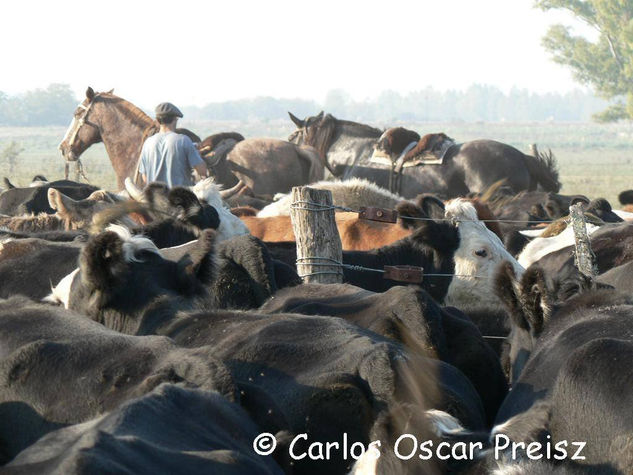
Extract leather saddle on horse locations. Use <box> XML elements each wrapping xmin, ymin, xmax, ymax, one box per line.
<box><xmin>371</xmin><ymin>131</ymin><xmax>458</xmax><ymax>193</ymax></box>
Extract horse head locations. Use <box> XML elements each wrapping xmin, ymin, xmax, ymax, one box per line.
<box><xmin>287</xmin><ymin>110</ymin><xmax>338</xmax><ymax>160</ymax></box>
<box><xmin>59</xmin><ymin>87</ymin><xmax>109</xmax><ymax>162</ymax></box>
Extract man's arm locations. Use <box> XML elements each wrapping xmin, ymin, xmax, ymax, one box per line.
<box><xmin>193</xmin><ymin>162</ymin><xmax>209</xmax><ymax>179</ymax></box>
<box><xmin>184</xmin><ymin>138</ymin><xmax>208</xmax><ymax>181</ymax></box>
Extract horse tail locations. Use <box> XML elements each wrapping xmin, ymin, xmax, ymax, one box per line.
<box><xmin>523</xmin><ymin>148</ymin><xmax>560</xmax><ymax>192</ymax></box>
<box><xmin>296</xmin><ymin>145</ymin><xmax>330</xmax><ymax>182</ymax></box>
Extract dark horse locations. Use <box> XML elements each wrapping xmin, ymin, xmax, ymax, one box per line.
<box><xmin>288</xmin><ymin>112</ymin><xmax>560</xmax><ymax>199</ymax></box>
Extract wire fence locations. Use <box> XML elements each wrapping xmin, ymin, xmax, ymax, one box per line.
<box><xmin>289</xmin><ymin>200</ymin><xmax>633</xmax><ymax>226</ymax></box>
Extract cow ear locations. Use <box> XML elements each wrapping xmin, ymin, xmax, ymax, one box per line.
<box><xmin>288</xmin><ymin>111</ymin><xmax>304</xmax><ymax>128</ymax></box>
<box><xmin>409</xmin><ymin>219</ymin><xmax>459</xmax><ymax>254</ymax></box>
<box><xmin>48</xmin><ymin>188</ymin><xmax>77</xmax><ymax>217</ymax></box>
<box><xmin>177</xmin><ymin>229</ymin><xmax>216</xmax><ymax>285</ymax></box>
<box><xmin>417</xmin><ymin>194</ymin><xmax>445</xmax><ymax>220</ymax></box>
<box><xmin>80</xmin><ymin>231</ymin><xmax>127</xmax><ymax>289</ymax></box>
<box><xmin>519</xmin><ymin>266</ymin><xmax>552</xmax><ymax>335</ymax></box>
<box><xmin>144</xmin><ymin>182</ymin><xmax>171</xmax><ymax>211</ymax></box>
<box><xmin>396</xmin><ymin>201</ymin><xmax>427</xmax><ymax>229</ymax></box>
<box><xmin>495</xmin><ymin>260</ymin><xmax>529</xmax><ymax>331</ymax></box>
<box><xmin>86</xmin><ymin>87</ymin><xmax>95</xmax><ymax>101</ymax></box>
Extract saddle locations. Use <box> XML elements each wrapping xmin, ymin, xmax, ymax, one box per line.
<box><xmin>371</xmin><ymin>133</ymin><xmax>458</xmax><ymax>194</ymax></box>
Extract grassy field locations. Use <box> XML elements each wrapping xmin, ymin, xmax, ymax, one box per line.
<box><xmin>1</xmin><ymin>121</ymin><xmax>632</xmax><ymax>205</ymax></box>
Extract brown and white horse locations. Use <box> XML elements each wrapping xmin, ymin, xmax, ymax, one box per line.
<box><xmin>60</xmin><ymin>88</ymin><xmax>326</xmax><ymax>197</ymax></box>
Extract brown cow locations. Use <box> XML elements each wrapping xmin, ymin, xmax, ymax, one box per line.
<box><xmin>241</xmin><ymin>212</ymin><xmax>410</xmax><ymax>251</ymax></box>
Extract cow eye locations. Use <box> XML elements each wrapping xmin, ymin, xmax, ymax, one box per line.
<box><xmin>474</xmin><ymin>249</ymin><xmax>488</xmax><ymax>258</ymax></box>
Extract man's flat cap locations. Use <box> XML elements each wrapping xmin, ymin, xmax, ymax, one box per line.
<box><xmin>155</xmin><ymin>102</ymin><xmax>183</xmax><ymax>118</ymax></box>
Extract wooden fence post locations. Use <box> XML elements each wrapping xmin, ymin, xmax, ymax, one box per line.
<box><xmin>290</xmin><ymin>186</ymin><xmax>343</xmax><ymax>284</ymax></box>
<box><xmin>569</xmin><ymin>202</ymin><xmax>598</xmax><ymax>277</ymax></box>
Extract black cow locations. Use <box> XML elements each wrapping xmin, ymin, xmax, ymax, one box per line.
<box><xmin>212</xmin><ymin>234</ymin><xmax>300</xmax><ymax>309</ymax></box>
<box><xmin>491</xmin><ymin>262</ymin><xmax>633</xmax><ymax>472</ymax></box>
<box><xmin>0</xmin><ymin>296</ymin><xmax>235</xmax><ymax>463</ymax></box>
<box><xmin>0</xmin><ymin>238</ymin><xmax>82</xmax><ymax>301</ymax></box>
<box><xmin>4</xmin><ymin>384</ymin><xmax>286</xmax><ymax>475</ymax></box>
<box><xmin>260</xmin><ymin>283</ymin><xmax>506</xmax><ymax>428</ymax></box>
<box><xmin>64</xmin><ymin>229</ymin><xmax>457</xmax><ymax>474</ymax></box>
<box><xmin>596</xmin><ymin>260</ymin><xmax>633</xmax><ymax>293</ymax></box>
<box><xmin>0</xmin><ymin>181</ymin><xmax>99</xmax><ymax>216</ymax></box>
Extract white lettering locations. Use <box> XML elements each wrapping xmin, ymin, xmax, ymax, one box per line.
<box><xmin>289</xmin><ymin>433</ymin><xmax>308</xmax><ymax>460</ymax></box>
<box><xmin>394</xmin><ymin>434</ymin><xmax>417</xmax><ymax>460</ymax></box>
<box><xmin>571</xmin><ymin>442</ymin><xmax>586</xmax><ymax>461</ymax></box>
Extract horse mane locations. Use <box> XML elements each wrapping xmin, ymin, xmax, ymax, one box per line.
<box><xmin>140</xmin><ymin>122</ymin><xmax>203</xmax><ymax>147</ymax></box>
<box><xmin>97</xmin><ymin>93</ymin><xmax>153</xmax><ymax>130</ymax></box>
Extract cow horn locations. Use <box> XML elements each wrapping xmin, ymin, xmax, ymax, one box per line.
<box><xmin>219</xmin><ymin>181</ymin><xmax>244</xmax><ymax>199</ymax></box>
<box><xmin>288</xmin><ymin>112</ymin><xmax>305</xmax><ymax>128</ymax></box>
<box><xmin>124</xmin><ymin>177</ymin><xmax>144</xmax><ymax>201</ymax></box>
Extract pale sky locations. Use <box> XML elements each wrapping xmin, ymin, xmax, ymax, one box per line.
<box><xmin>3</xmin><ymin>0</ymin><xmax>594</xmax><ymax>107</ymax></box>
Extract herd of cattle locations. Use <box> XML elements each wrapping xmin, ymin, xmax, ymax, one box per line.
<box><xmin>0</xmin><ymin>165</ymin><xmax>632</xmax><ymax>474</ymax></box>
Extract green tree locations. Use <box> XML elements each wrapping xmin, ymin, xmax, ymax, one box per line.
<box><xmin>537</xmin><ymin>0</ymin><xmax>633</xmax><ymax>121</ymax></box>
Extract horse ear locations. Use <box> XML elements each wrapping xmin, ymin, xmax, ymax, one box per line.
<box><xmin>106</xmin><ymin>88</ymin><xmax>114</xmax><ymax>94</ymax></box>
<box><xmin>288</xmin><ymin>112</ymin><xmax>304</xmax><ymax>128</ymax></box>
<box><xmin>86</xmin><ymin>87</ymin><xmax>95</xmax><ymax>101</ymax></box>
<box><xmin>316</xmin><ymin>110</ymin><xmax>324</xmax><ymax>119</ymax></box>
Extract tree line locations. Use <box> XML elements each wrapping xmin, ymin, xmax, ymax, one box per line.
<box><xmin>182</xmin><ymin>85</ymin><xmax>608</xmax><ymax>123</ymax></box>
<box><xmin>0</xmin><ymin>83</ymin><xmax>612</xmax><ymax>126</ymax></box>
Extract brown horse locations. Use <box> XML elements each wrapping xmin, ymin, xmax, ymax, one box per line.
<box><xmin>60</xmin><ymin>88</ymin><xmax>325</xmax><ymax>196</ymax></box>
<box><xmin>59</xmin><ymin>87</ymin><xmax>154</xmax><ymax>190</ymax></box>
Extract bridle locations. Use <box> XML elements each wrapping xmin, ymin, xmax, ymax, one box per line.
<box><xmin>66</xmin><ymin>97</ymin><xmax>101</xmax><ymax>154</ymax></box>
<box><xmin>63</xmin><ymin>96</ymin><xmax>101</xmax><ymax>181</ymax></box>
